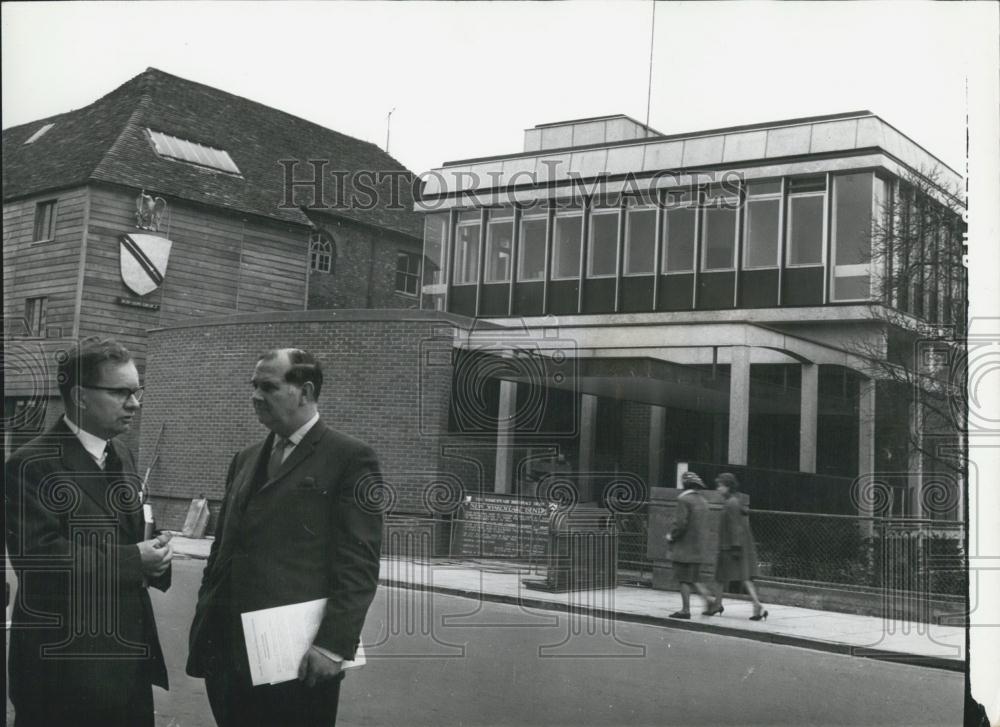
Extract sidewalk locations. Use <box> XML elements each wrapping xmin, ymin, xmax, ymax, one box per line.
<box><xmin>169</xmin><ymin>534</ymin><xmax>965</xmax><ymax>672</ymax></box>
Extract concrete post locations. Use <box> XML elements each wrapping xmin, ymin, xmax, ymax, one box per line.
<box><xmin>578</xmin><ymin>394</ymin><xmax>599</xmax><ymax>502</ymax></box>
<box><xmin>494</xmin><ymin>379</ymin><xmax>516</xmax><ymax>494</ymax></box>
<box><xmin>858</xmin><ymin>378</ymin><xmax>876</xmax><ymax>526</ymax></box>
<box><xmin>799</xmin><ymin>363</ymin><xmax>819</xmax><ymax>473</ymax></box>
<box><xmin>649</xmin><ymin>405</ymin><xmax>666</xmax><ymax>487</ymax></box>
<box><xmin>727</xmin><ymin>345</ymin><xmax>751</xmax><ymax>466</ymax></box>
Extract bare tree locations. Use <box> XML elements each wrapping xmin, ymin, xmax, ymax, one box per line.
<box><xmin>854</xmin><ymin>167</ymin><xmax>967</xmax><ymax>489</ymax></box>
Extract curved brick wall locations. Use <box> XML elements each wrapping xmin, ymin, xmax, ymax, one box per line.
<box><xmin>139</xmin><ymin>310</ymin><xmax>472</xmax><ymax>529</ymax></box>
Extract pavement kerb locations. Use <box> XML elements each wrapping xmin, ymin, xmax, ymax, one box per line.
<box><xmin>169</xmin><ymin>537</ymin><xmax>963</xmax><ymax>674</ymax></box>
<box><xmin>377</xmin><ymin>578</ymin><xmax>964</xmax><ymax>674</ymax></box>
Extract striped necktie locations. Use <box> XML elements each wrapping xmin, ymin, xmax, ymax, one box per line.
<box><xmin>267</xmin><ymin>437</ymin><xmax>291</xmax><ymax>480</ymax></box>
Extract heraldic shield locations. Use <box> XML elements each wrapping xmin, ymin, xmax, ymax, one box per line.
<box><xmin>120</xmin><ymin>233</ymin><xmax>172</xmax><ymax>296</ymax></box>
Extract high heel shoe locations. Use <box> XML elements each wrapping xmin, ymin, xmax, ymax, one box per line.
<box><xmin>702</xmin><ymin>604</ymin><xmax>724</xmax><ymax>616</ymax></box>
<box><xmin>749</xmin><ymin>607</ymin><xmax>768</xmax><ymax>621</ymax></box>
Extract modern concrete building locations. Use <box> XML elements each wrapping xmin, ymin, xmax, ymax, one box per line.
<box><xmin>414</xmin><ymin>111</ymin><xmax>966</xmax><ymax>519</ymax></box>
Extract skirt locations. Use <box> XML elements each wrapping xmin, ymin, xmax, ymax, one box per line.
<box><xmin>672</xmin><ymin>561</ymin><xmax>701</xmax><ymax>583</ymax></box>
<box><xmin>715</xmin><ymin>547</ymin><xmax>757</xmax><ymax>583</ymax></box>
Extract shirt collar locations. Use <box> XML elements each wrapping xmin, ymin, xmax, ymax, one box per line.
<box><xmin>284</xmin><ymin>412</ymin><xmax>320</xmax><ymax>448</ymax></box>
<box><xmin>63</xmin><ymin>415</ymin><xmax>109</xmax><ymax>465</ymax></box>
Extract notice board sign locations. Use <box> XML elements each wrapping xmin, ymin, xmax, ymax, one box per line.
<box><xmin>453</xmin><ymin>494</ymin><xmax>549</xmax><ymax>560</ymax></box>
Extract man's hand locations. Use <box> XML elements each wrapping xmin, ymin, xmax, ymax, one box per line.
<box><xmin>137</xmin><ymin>538</ymin><xmax>173</xmax><ymax>578</ymax></box>
<box><xmin>298</xmin><ymin>646</ymin><xmax>343</xmax><ymax>687</ymax></box>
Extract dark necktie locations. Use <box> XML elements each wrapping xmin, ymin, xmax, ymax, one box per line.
<box><xmin>104</xmin><ymin>442</ymin><xmax>122</xmax><ymax>473</ymax></box>
<box><xmin>267</xmin><ymin>437</ymin><xmax>291</xmax><ymax>480</ymax></box>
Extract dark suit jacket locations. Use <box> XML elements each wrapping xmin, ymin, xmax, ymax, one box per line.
<box><xmin>5</xmin><ymin>419</ymin><xmax>169</xmax><ymax>716</ymax></box>
<box><xmin>187</xmin><ymin>419</ymin><xmax>383</xmax><ymax>679</ymax></box>
<box><xmin>668</xmin><ymin>490</ymin><xmax>710</xmax><ymax>564</ymax></box>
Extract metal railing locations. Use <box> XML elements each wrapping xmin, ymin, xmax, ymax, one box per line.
<box><xmin>385</xmin><ymin>509</ymin><xmax>967</xmax><ymax>598</ymax></box>
<box><xmin>613</xmin><ymin>508</ymin><xmax>965</xmax><ymax>596</ymax></box>
<box><xmin>751</xmin><ymin>510</ymin><xmax>966</xmax><ymax>597</ymax></box>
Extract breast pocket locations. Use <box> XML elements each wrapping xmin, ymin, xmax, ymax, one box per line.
<box><xmin>292</xmin><ymin>482</ymin><xmax>329</xmax><ymax>538</ymax></box>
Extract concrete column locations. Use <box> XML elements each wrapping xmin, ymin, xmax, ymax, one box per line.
<box><xmin>493</xmin><ymin>379</ymin><xmax>516</xmax><ymax>494</ymax></box>
<box><xmin>799</xmin><ymin>363</ymin><xmax>819</xmax><ymax>473</ymax></box>
<box><xmin>648</xmin><ymin>405</ymin><xmax>666</xmax><ymax>487</ymax></box>
<box><xmin>577</xmin><ymin>394</ymin><xmax>599</xmax><ymax>501</ymax></box>
<box><xmin>858</xmin><ymin>378</ymin><xmax>876</xmax><ymax>521</ymax></box>
<box><xmin>727</xmin><ymin>346</ymin><xmax>751</xmax><ymax>466</ymax></box>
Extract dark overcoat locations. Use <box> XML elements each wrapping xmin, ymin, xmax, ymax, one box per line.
<box><xmin>667</xmin><ymin>490</ymin><xmax>710</xmax><ymax>564</ymax></box>
<box><xmin>5</xmin><ymin>419</ymin><xmax>169</xmax><ymax>722</ymax></box>
<box><xmin>715</xmin><ymin>493</ymin><xmax>759</xmax><ymax>582</ymax></box>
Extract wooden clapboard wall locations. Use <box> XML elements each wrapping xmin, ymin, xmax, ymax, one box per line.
<box><xmin>77</xmin><ymin>184</ymin><xmax>309</xmax><ymax>367</ymax></box>
<box><xmin>3</xmin><ymin>187</ymin><xmax>90</xmax><ymax>337</ymax></box>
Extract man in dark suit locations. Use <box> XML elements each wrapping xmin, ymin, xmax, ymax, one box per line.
<box><xmin>187</xmin><ymin>348</ymin><xmax>383</xmax><ymax>727</ymax></box>
<box><xmin>5</xmin><ymin>337</ymin><xmax>173</xmax><ymax>726</ymax></box>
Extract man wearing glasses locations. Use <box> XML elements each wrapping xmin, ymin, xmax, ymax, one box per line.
<box><xmin>5</xmin><ymin>336</ymin><xmax>173</xmax><ymax>726</ymax></box>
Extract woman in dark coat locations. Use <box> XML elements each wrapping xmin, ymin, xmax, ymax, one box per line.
<box><xmin>665</xmin><ymin>471</ymin><xmax>714</xmax><ymax>619</ymax></box>
<box><xmin>707</xmin><ymin>472</ymin><xmax>768</xmax><ymax>620</ymax></box>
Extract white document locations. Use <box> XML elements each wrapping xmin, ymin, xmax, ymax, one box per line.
<box><xmin>241</xmin><ymin>598</ymin><xmax>366</xmax><ymax>686</ymax></box>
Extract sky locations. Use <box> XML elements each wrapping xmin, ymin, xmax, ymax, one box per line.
<box><xmin>1</xmin><ymin>1</ymin><xmax>996</xmax><ymax>176</ymax></box>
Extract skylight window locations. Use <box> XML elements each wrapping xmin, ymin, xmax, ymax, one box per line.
<box><xmin>146</xmin><ymin>128</ymin><xmax>241</xmax><ymax>174</ymax></box>
<box><xmin>24</xmin><ymin>123</ymin><xmax>55</xmax><ymax>145</ymax></box>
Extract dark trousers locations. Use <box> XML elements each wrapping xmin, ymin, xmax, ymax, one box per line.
<box><xmin>13</xmin><ymin>669</ymin><xmax>154</xmax><ymax>727</ymax></box>
<box><xmin>206</xmin><ymin>668</ymin><xmax>343</xmax><ymax>727</ymax></box>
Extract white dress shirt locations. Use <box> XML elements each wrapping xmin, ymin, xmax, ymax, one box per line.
<box><xmin>275</xmin><ymin>412</ymin><xmax>320</xmax><ymax>464</ymax></box>
<box><xmin>64</xmin><ymin>416</ymin><xmax>110</xmax><ymax>469</ymax></box>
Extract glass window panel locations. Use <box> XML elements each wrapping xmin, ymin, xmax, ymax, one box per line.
<box><xmin>33</xmin><ymin>201</ymin><xmax>56</xmax><ymax>241</ymax></box>
<box><xmin>485</xmin><ymin>215</ymin><xmax>513</xmax><ymax>283</ymax></box>
<box><xmin>833</xmin><ymin>173</ymin><xmax>873</xmax><ymax>267</ymax></box>
<box><xmin>663</xmin><ymin>207</ymin><xmax>695</xmax><ymax>272</ymax></box>
<box><xmin>422</xmin><ymin>215</ymin><xmax>447</xmax><ymax>284</ymax></box>
<box><xmin>745</xmin><ymin>198</ymin><xmax>780</xmax><ymax>268</ymax></box>
<box><xmin>454</xmin><ymin>220</ymin><xmax>481</xmax><ymax>285</ymax></box>
<box><xmin>702</xmin><ymin>207</ymin><xmax>737</xmax><ymax>270</ymax></box>
<box><xmin>787</xmin><ymin>194</ymin><xmax>824</xmax><ymax>266</ymax></box>
<box><xmin>748</xmin><ymin>180</ymin><xmax>782</xmax><ymax>196</ymax></box>
<box><xmin>833</xmin><ymin>275</ymin><xmax>870</xmax><ymax>300</ymax></box>
<box><xmin>552</xmin><ymin>213</ymin><xmax>582</xmax><ymax>279</ymax></box>
<box><xmin>146</xmin><ymin>128</ymin><xmax>241</xmax><ymax>174</ymax></box>
<box><xmin>421</xmin><ymin>214</ymin><xmax>448</xmax><ymax>310</ymax></box>
<box><xmin>624</xmin><ymin>208</ymin><xmax>656</xmax><ymax>275</ymax></box>
<box><xmin>588</xmin><ymin>211</ymin><xmax>619</xmax><ymax>277</ymax></box>
<box><xmin>518</xmin><ymin>215</ymin><xmax>547</xmax><ymax>281</ymax></box>
<box><xmin>788</xmin><ymin>176</ymin><xmax>826</xmax><ymax>193</ymax></box>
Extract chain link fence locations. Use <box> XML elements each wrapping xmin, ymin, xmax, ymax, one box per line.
<box><xmin>612</xmin><ymin>508</ymin><xmax>965</xmax><ymax>597</ymax></box>
<box><xmin>751</xmin><ymin>510</ymin><xmax>966</xmax><ymax>597</ymax></box>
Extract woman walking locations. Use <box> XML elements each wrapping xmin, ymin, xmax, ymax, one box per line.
<box><xmin>706</xmin><ymin>472</ymin><xmax>768</xmax><ymax>621</ymax></box>
<box><xmin>666</xmin><ymin>471</ymin><xmax>715</xmax><ymax>619</ymax></box>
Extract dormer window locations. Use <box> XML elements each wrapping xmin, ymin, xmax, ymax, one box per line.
<box><xmin>146</xmin><ymin>128</ymin><xmax>241</xmax><ymax>174</ymax></box>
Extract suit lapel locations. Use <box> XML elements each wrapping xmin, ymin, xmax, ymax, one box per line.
<box><xmin>256</xmin><ymin>420</ymin><xmax>326</xmax><ymax>494</ymax></box>
<box><xmin>54</xmin><ymin>421</ymin><xmax>114</xmax><ymax>517</ymax></box>
<box><xmin>109</xmin><ymin>438</ymin><xmax>144</xmax><ymax>542</ymax></box>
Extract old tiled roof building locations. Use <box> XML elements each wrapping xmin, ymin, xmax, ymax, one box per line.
<box><xmin>3</xmin><ymin>67</ymin><xmax>423</xmax><ymax>452</ymax></box>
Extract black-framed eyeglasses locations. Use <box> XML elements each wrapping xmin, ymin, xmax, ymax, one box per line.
<box><xmin>81</xmin><ymin>385</ymin><xmax>145</xmax><ymax>403</ymax></box>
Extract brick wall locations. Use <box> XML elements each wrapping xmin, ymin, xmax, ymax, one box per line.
<box><xmin>307</xmin><ymin>217</ymin><xmax>422</xmax><ymax>311</ymax></box>
<box><xmin>139</xmin><ymin>310</ymin><xmax>473</xmax><ymax>530</ymax></box>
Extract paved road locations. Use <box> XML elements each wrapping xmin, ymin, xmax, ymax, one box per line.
<box><xmin>9</xmin><ymin>558</ymin><xmax>963</xmax><ymax>726</ymax></box>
